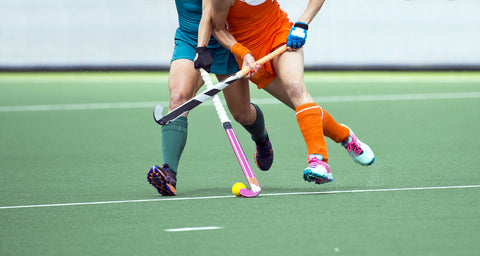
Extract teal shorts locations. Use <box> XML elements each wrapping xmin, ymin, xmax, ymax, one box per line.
<box><xmin>171</xmin><ymin>30</ymin><xmax>239</xmax><ymax>75</ymax></box>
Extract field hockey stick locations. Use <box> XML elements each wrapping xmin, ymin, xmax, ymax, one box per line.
<box><xmin>199</xmin><ymin>68</ymin><xmax>261</xmax><ymax>198</ymax></box>
<box><xmin>154</xmin><ymin>45</ymin><xmax>287</xmax><ymax>125</ymax></box>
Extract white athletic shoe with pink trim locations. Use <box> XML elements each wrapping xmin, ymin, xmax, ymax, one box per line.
<box><xmin>303</xmin><ymin>154</ymin><xmax>334</xmax><ymax>184</ymax></box>
<box><xmin>341</xmin><ymin>124</ymin><xmax>375</xmax><ymax>166</ymax></box>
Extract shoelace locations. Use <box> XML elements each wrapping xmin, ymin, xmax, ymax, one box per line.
<box><xmin>344</xmin><ymin>136</ymin><xmax>363</xmax><ymax>156</ymax></box>
<box><xmin>161</xmin><ymin>165</ymin><xmax>177</xmax><ymax>186</ymax></box>
<box><xmin>307</xmin><ymin>156</ymin><xmax>331</xmax><ymax>176</ymax></box>
<box><xmin>307</xmin><ymin>157</ymin><xmax>321</xmax><ymax>168</ymax></box>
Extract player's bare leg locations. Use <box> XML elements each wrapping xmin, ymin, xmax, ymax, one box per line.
<box><xmin>271</xmin><ymin>48</ymin><xmax>332</xmax><ymax>183</ymax></box>
<box><xmin>168</xmin><ymin>59</ymin><xmax>203</xmax><ymax>112</ymax></box>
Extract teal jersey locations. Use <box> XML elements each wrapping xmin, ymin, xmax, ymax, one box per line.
<box><xmin>174</xmin><ymin>0</ymin><xmax>220</xmax><ymax>47</ymax></box>
<box><xmin>172</xmin><ymin>0</ymin><xmax>238</xmax><ymax>75</ymax></box>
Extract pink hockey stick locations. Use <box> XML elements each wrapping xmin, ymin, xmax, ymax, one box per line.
<box><xmin>199</xmin><ymin>69</ymin><xmax>261</xmax><ymax>198</ymax></box>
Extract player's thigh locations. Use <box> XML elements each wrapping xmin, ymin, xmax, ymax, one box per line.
<box><xmin>168</xmin><ymin>59</ymin><xmax>203</xmax><ymax>110</ymax></box>
<box><xmin>272</xmin><ymin>48</ymin><xmax>313</xmax><ymax>106</ymax></box>
<box><xmin>263</xmin><ymin>78</ymin><xmax>295</xmax><ymax>110</ymax></box>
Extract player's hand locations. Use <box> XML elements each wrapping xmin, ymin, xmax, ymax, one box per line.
<box><xmin>194</xmin><ymin>46</ymin><xmax>213</xmax><ymax>72</ymax></box>
<box><xmin>287</xmin><ymin>22</ymin><xmax>308</xmax><ymax>51</ymax></box>
<box><xmin>243</xmin><ymin>53</ymin><xmax>260</xmax><ymax>78</ymax></box>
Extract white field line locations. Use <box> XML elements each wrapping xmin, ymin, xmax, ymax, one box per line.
<box><xmin>165</xmin><ymin>226</ymin><xmax>223</xmax><ymax>232</ymax></box>
<box><xmin>1</xmin><ymin>92</ymin><xmax>479</xmax><ymax>113</ymax></box>
<box><xmin>1</xmin><ymin>184</ymin><xmax>478</xmax><ymax>210</ymax></box>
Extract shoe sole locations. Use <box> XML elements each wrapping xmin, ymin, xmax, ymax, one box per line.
<box><xmin>303</xmin><ymin>169</ymin><xmax>334</xmax><ymax>184</ymax></box>
<box><xmin>147</xmin><ymin>167</ymin><xmax>176</xmax><ymax>196</ymax></box>
<box><xmin>361</xmin><ymin>157</ymin><xmax>375</xmax><ymax>166</ymax></box>
<box><xmin>352</xmin><ymin>156</ymin><xmax>375</xmax><ymax>166</ymax></box>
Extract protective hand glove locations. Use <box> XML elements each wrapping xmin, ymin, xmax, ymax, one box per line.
<box><xmin>287</xmin><ymin>22</ymin><xmax>309</xmax><ymax>49</ymax></box>
<box><xmin>194</xmin><ymin>46</ymin><xmax>213</xmax><ymax>72</ymax></box>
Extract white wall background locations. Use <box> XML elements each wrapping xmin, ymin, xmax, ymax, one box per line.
<box><xmin>1</xmin><ymin>0</ymin><xmax>479</xmax><ymax>68</ymax></box>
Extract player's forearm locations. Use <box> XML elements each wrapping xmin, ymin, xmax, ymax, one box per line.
<box><xmin>298</xmin><ymin>0</ymin><xmax>325</xmax><ymax>24</ymax></box>
<box><xmin>210</xmin><ymin>0</ymin><xmax>237</xmax><ymax>50</ymax></box>
<box><xmin>212</xmin><ymin>27</ymin><xmax>238</xmax><ymax>50</ymax></box>
<box><xmin>198</xmin><ymin>0</ymin><xmax>213</xmax><ymax>47</ymax></box>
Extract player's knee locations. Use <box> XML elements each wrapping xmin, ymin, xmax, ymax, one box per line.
<box><xmin>284</xmin><ymin>80</ymin><xmax>306</xmax><ymax>98</ymax></box>
<box><xmin>231</xmin><ymin>110</ymin><xmax>252</xmax><ymax>125</ymax></box>
<box><xmin>169</xmin><ymin>91</ymin><xmax>193</xmax><ymax>109</ymax></box>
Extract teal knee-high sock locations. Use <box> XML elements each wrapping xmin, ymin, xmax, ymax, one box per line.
<box><xmin>161</xmin><ymin>116</ymin><xmax>188</xmax><ymax>174</ymax></box>
<box><xmin>242</xmin><ymin>103</ymin><xmax>268</xmax><ymax>144</ymax></box>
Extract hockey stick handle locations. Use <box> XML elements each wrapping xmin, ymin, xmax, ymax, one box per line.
<box><xmin>237</xmin><ymin>44</ymin><xmax>287</xmax><ymax>77</ymax></box>
<box><xmin>199</xmin><ymin>69</ymin><xmax>230</xmax><ymax>124</ymax></box>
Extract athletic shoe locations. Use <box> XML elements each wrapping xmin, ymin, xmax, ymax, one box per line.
<box><xmin>303</xmin><ymin>154</ymin><xmax>333</xmax><ymax>184</ymax></box>
<box><xmin>341</xmin><ymin>124</ymin><xmax>375</xmax><ymax>166</ymax></box>
<box><xmin>147</xmin><ymin>164</ymin><xmax>177</xmax><ymax>196</ymax></box>
<box><xmin>254</xmin><ymin>135</ymin><xmax>273</xmax><ymax>171</ymax></box>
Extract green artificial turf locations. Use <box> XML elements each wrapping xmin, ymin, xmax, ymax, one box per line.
<box><xmin>1</xmin><ymin>72</ymin><xmax>479</xmax><ymax>256</ymax></box>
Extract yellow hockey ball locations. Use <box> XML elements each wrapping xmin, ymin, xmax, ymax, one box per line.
<box><xmin>232</xmin><ymin>182</ymin><xmax>246</xmax><ymax>197</ymax></box>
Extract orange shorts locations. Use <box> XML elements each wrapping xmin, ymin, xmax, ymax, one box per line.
<box><xmin>234</xmin><ymin>26</ymin><xmax>291</xmax><ymax>89</ymax></box>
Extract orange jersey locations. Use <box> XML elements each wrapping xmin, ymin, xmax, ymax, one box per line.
<box><xmin>227</xmin><ymin>0</ymin><xmax>293</xmax><ymax>88</ymax></box>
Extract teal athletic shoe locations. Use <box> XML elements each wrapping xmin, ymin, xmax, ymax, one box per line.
<box><xmin>254</xmin><ymin>135</ymin><xmax>273</xmax><ymax>171</ymax></box>
<box><xmin>147</xmin><ymin>164</ymin><xmax>177</xmax><ymax>196</ymax></box>
<box><xmin>303</xmin><ymin>154</ymin><xmax>333</xmax><ymax>184</ymax></box>
<box><xmin>341</xmin><ymin>124</ymin><xmax>375</xmax><ymax>166</ymax></box>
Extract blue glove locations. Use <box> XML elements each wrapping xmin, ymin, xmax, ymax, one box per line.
<box><xmin>287</xmin><ymin>22</ymin><xmax>309</xmax><ymax>49</ymax></box>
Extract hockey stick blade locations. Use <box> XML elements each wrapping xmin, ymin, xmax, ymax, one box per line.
<box><xmin>239</xmin><ymin>179</ymin><xmax>261</xmax><ymax>198</ymax></box>
<box><xmin>239</xmin><ymin>189</ymin><xmax>260</xmax><ymax>198</ymax></box>
<box><xmin>153</xmin><ymin>104</ymin><xmax>165</xmax><ymax>124</ymax></box>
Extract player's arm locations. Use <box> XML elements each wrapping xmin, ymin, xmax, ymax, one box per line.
<box><xmin>210</xmin><ymin>0</ymin><xmax>236</xmax><ymax>50</ymax></box>
<box><xmin>198</xmin><ymin>0</ymin><xmax>213</xmax><ymax>47</ymax></box>
<box><xmin>194</xmin><ymin>0</ymin><xmax>214</xmax><ymax>72</ymax></box>
<box><xmin>287</xmin><ymin>0</ymin><xmax>326</xmax><ymax>50</ymax></box>
<box><xmin>210</xmin><ymin>0</ymin><xmax>258</xmax><ymax>77</ymax></box>
<box><xmin>298</xmin><ymin>0</ymin><xmax>325</xmax><ymax>24</ymax></box>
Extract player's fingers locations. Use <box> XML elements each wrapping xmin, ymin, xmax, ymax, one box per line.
<box><xmin>247</xmin><ymin>63</ymin><xmax>261</xmax><ymax>78</ymax></box>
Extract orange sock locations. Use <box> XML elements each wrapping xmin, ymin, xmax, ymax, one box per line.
<box><xmin>295</xmin><ymin>103</ymin><xmax>328</xmax><ymax>162</ymax></box>
<box><xmin>321</xmin><ymin>108</ymin><xmax>350</xmax><ymax>144</ymax></box>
